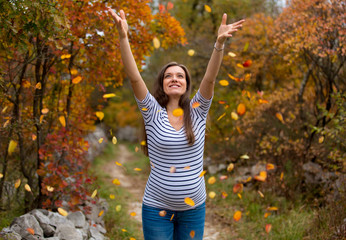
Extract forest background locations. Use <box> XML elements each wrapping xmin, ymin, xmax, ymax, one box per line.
<box><xmin>0</xmin><ymin>0</ymin><xmax>344</xmax><ymax>239</ymax></box>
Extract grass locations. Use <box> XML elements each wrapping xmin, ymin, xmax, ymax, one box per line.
<box><xmin>90</xmin><ymin>141</ymin><xmax>149</xmax><ymax>240</ymax></box>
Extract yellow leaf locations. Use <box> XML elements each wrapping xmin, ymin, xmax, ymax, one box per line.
<box><xmin>192</xmin><ymin>102</ymin><xmax>200</xmax><ymax>108</ymax></box>
<box><xmin>112</xmin><ymin>178</ymin><xmax>120</xmax><ymax>185</ymax></box>
<box><xmin>231</xmin><ymin>112</ymin><xmax>239</xmax><ymax>120</ymax></box>
<box><xmin>280</xmin><ymin>172</ymin><xmax>284</xmax><ymax>181</ymax></box>
<box><xmin>187</xmin><ymin>49</ymin><xmax>195</xmax><ymax>56</ymax></box>
<box><xmin>59</xmin><ymin>116</ymin><xmax>66</xmax><ymax>127</ymax></box>
<box><xmin>122</xmin><ymin>229</ymin><xmax>127</xmax><ymax>232</ymax></box>
<box><xmin>219</xmin><ymin>80</ymin><xmax>229</xmax><ymax>86</ymax></box>
<box><xmin>236</xmin><ymin>126</ymin><xmax>242</xmax><ymax>134</ymax></box>
<box><xmin>318</xmin><ymin>136</ymin><xmax>324</xmax><ymax>143</ymax></box>
<box><xmin>115</xmin><ymin>161</ymin><xmax>122</xmax><ymax>166</ymax></box>
<box><xmin>236</xmin><ymin>63</ymin><xmax>244</xmax><ymax>68</ymax></box>
<box><xmin>58</xmin><ymin>207</ymin><xmax>68</xmax><ymax>216</ymax></box>
<box><xmin>130</xmin><ymin>212</ymin><xmax>136</xmax><ymax>217</ymax></box>
<box><xmin>41</xmin><ymin>108</ymin><xmax>49</xmax><ymax>114</ymax></box>
<box><xmin>258</xmin><ymin>190</ymin><xmax>264</xmax><ymax>198</ymax></box>
<box><xmin>103</xmin><ymin>93</ymin><xmax>116</xmax><ymax>98</ymax></box>
<box><xmin>209</xmin><ymin>191</ymin><xmax>216</xmax><ymax>199</ymax></box>
<box><xmin>72</xmin><ymin>76</ymin><xmax>82</xmax><ymax>84</ymax></box>
<box><xmin>264</xmin><ymin>212</ymin><xmax>271</xmax><ymax>218</ymax></box>
<box><xmin>0</xmin><ymin>173</ymin><xmax>3</xmax><ymax>179</ymax></box>
<box><xmin>217</xmin><ymin>113</ymin><xmax>226</xmax><ymax>121</ymax></box>
<box><xmin>134</xmin><ymin>168</ymin><xmax>142</xmax><ymax>171</ymax></box>
<box><xmin>233</xmin><ymin>211</ymin><xmax>242</xmax><ymax>221</ymax></box>
<box><xmin>276</xmin><ymin>112</ymin><xmax>284</xmax><ymax>123</ymax></box>
<box><xmin>130</xmin><ymin>238</ymin><xmax>136</xmax><ymax>240</ymax></box>
<box><xmin>190</xmin><ymin>230</ymin><xmax>196</xmax><ymax>238</ymax></box>
<box><xmin>184</xmin><ymin>197</ymin><xmax>195</xmax><ymax>206</ymax></box>
<box><xmin>2</xmin><ymin>106</ymin><xmax>8</xmax><ymax>113</ymax></box>
<box><xmin>208</xmin><ymin>176</ymin><xmax>216</xmax><ymax>185</ymax></box>
<box><xmin>153</xmin><ymin>37</ymin><xmax>160</xmax><ymax>49</ymax></box>
<box><xmin>14</xmin><ymin>179</ymin><xmax>21</xmax><ymax>188</ymax></box>
<box><xmin>3</xmin><ymin>119</ymin><xmax>10</xmax><ymax>128</ymax></box>
<box><xmin>112</xmin><ymin>136</ymin><xmax>117</xmax><ymax>145</ymax></box>
<box><xmin>61</xmin><ymin>54</ymin><xmax>71</xmax><ymax>59</ymax></box>
<box><xmin>228</xmin><ymin>52</ymin><xmax>236</xmax><ymax>57</ymax></box>
<box><xmin>204</xmin><ymin>4</ymin><xmax>211</xmax><ymax>12</ymax></box>
<box><xmin>98</xmin><ymin>210</ymin><xmax>104</xmax><ymax>217</ymax></box>
<box><xmin>141</xmin><ymin>107</ymin><xmax>148</xmax><ymax>111</ymax></box>
<box><xmin>32</xmin><ymin>134</ymin><xmax>37</xmax><ymax>141</ymax></box>
<box><xmin>95</xmin><ymin>111</ymin><xmax>104</xmax><ymax>121</ymax></box>
<box><xmin>242</xmin><ymin>176</ymin><xmax>252</xmax><ymax>183</ymax></box>
<box><xmin>240</xmin><ymin>154</ymin><xmax>249</xmax><ymax>159</ymax></box>
<box><xmin>22</xmin><ymin>80</ymin><xmax>31</xmax><ymax>88</ymax></box>
<box><xmin>183</xmin><ymin>166</ymin><xmax>190</xmax><ymax>170</ymax></box>
<box><xmin>172</xmin><ymin>108</ymin><xmax>184</xmax><ymax>117</ymax></box>
<box><xmin>8</xmin><ymin>140</ymin><xmax>17</xmax><ymax>155</ymax></box>
<box><xmin>47</xmin><ymin>186</ymin><xmax>54</xmax><ymax>192</ymax></box>
<box><xmin>170</xmin><ymin>166</ymin><xmax>176</xmax><ymax>173</ymax></box>
<box><xmin>267</xmin><ymin>206</ymin><xmax>278</xmax><ymax>211</ymax></box>
<box><xmin>35</xmin><ymin>82</ymin><xmax>41</xmax><ymax>89</ymax></box>
<box><xmin>109</xmin><ymin>194</ymin><xmax>115</xmax><ymax>199</ymax></box>
<box><xmin>98</xmin><ymin>138</ymin><xmax>103</xmax><ymax>143</ymax></box>
<box><xmin>227</xmin><ymin>163</ymin><xmax>234</xmax><ymax>172</ymax></box>
<box><xmin>115</xmin><ymin>205</ymin><xmax>122</xmax><ymax>212</ymax></box>
<box><xmin>24</xmin><ymin>184</ymin><xmax>31</xmax><ymax>192</ymax></box>
<box><xmin>244</xmin><ymin>73</ymin><xmax>252</xmax><ymax>81</ymax></box>
<box><xmin>40</xmin><ymin>114</ymin><xmax>44</xmax><ymax>124</ymax></box>
<box><xmin>255</xmin><ymin>171</ymin><xmax>267</xmax><ymax>182</ymax></box>
<box><xmin>91</xmin><ymin>189</ymin><xmax>97</xmax><ymax>198</ymax></box>
<box><xmin>237</xmin><ymin>103</ymin><xmax>246</xmax><ymax>116</ymax></box>
<box><xmin>159</xmin><ymin>210</ymin><xmax>167</xmax><ymax>217</ymax></box>
<box><xmin>170</xmin><ymin>214</ymin><xmax>174</xmax><ymax>221</ymax></box>
<box><xmin>135</xmin><ymin>146</ymin><xmax>139</xmax><ymax>152</ymax></box>
<box><xmin>199</xmin><ymin>170</ymin><xmax>207</xmax><ymax>177</ymax></box>
<box><xmin>238</xmin><ymin>193</ymin><xmax>242</xmax><ymax>199</ymax></box>
<box><xmin>70</xmin><ymin>68</ymin><xmax>78</xmax><ymax>75</ymax></box>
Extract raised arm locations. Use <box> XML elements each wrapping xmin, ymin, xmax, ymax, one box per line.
<box><xmin>108</xmin><ymin>8</ymin><xmax>148</xmax><ymax>101</ymax></box>
<box><xmin>199</xmin><ymin>14</ymin><xmax>245</xmax><ymax>99</ymax></box>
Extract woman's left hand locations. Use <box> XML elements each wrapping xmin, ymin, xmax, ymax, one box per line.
<box><xmin>217</xmin><ymin>14</ymin><xmax>245</xmax><ymax>44</ymax></box>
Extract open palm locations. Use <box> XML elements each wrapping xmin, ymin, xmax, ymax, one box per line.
<box><xmin>108</xmin><ymin>8</ymin><xmax>128</xmax><ymax>39</ymax></box>
<box><xmin>217</xmin><ymin>14</ymin><xmax>245</xmax><ymax>44</ymax></box>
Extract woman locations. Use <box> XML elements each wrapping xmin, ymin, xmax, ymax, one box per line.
<box><xmin>109</xmin><ymin>7</ymin><xmax>244</xmax><ymax>240</ymax></box>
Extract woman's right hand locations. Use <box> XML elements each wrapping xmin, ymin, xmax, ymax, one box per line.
<box><xmin>108</xmin><ymin>8</ymin><xmax>128</xmax><ymax>39</ymax></box>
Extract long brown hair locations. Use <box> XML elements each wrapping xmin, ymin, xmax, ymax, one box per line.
<box><xmin>141</xmin><ymin>62</ymin><xmax>195</xmax><ymax>155</ymax></box>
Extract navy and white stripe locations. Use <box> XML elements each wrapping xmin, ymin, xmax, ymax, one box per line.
<box><xmin>135</xmin><ymin>90</ymin><xmax>212</xmax><ymax>211</ymax></box>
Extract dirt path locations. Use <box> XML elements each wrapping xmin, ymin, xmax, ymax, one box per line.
<box><xmin>103</xmin><ymin>144</ymin><xmax>224</xmax><ymax>239</ymax></box>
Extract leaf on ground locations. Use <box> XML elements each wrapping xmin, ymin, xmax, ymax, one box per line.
<box><xmin>233</xmin><ymin>211</ymin><xmax>242</xmax><ymax>221</ymax></box>
<box><xmin>58</xmin><ymin>208</ymin><xmax>68</xmax><ymax>217</ymax></box>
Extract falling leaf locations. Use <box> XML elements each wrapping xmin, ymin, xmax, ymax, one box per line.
<box><xmin>61</xmin><ymin>54</ymin><xmax>71</xmax><ymax>59</ymax></box>
<box><xmin>170</xmin><ymin>166</ymin><xmax>176</xmax><ymax>173</ymax></box>
<box><xmin>109</xmin><ymin>194</ymin><xmax>115</xmax><ymax>199</ymax></box>
<box><xmin>91</xmin><ymin>189</ymin><xmax>97</xmax><ymax>198</ymax></box>
<box><xmin>183</xmin><ymin>166</ymin><xmax>190</xmax><ymax>170</ymax></box>
<box><xmin>22</xmin><ymin>80</ymin><xmax>31</xmax><ymax>88</ymax></box>
<box><xmin>184</xmin><ymin>197</ymin><xmax>195</xmax><ymax>206</ymax></box>
<box><xmin>112</xmin><ymin>136</ymin><xmax>117</xmax><ymax>145</ymax></box>
<box><xmin>242</xmin><ymin>176</ymin><xmax>252</xmax><ymax>183</ymax></box>
<box><xmin>280</xmin><ymin>172</ymin><xmax>284</xmax><ymax>181</ymax></box>
<box><xmin>3</xmin><ymin>119</ymin><xmax>10</xmax><ymax>128</ymax></box>
<box><xmin>258</xmin><ymin>190</ymin><xmax>264</xmax><ymax>198</ymax></box>
<box><xmin>236</xmin><ymin>63</ymin><xmax>244</xmax><ymax>69</ymax></box>
<box><xmin>41</xmin><ymin>108</ymin><xmax>49</xmax><ymax>114</ymax></box>
<box><xmin>233</xmin><ymin>183</ymin><xmax>243</xmax><ymax>193</ymax></box>
<box><xmin>264</xmin><ymin>212</ymin><xmax>271</xmax><ymax>218</ymax></box>
<box><xmin>228</xmin><ymin>73</ymin><xmax>242</xmax><ymax>82</ymax></box>
<box><xmin>231</xmin><ymin>112</ymin><xmax>239</xmax><ymax>120</ymax></box>
<box><xmin>259</xmin><ymin>99</ymin><xmax>269</xmax><ymax>104</ymax></box>
<box><xmin>59</xmin><ymin>116</ymin><xmax>66</xmax><ymax>127</ymax></box>
<box><xmin>265</xmin><ymin>224</ymin><xmax>272</xmax><ymax>233</ymax></box>
<box><xmin>134</xmin><ymin>168</ymin><xmax>142</xmax><ymax>171</ymax></box>
<box><xmin>98</xmin><ymin>210</ymin><xmax>104</xmax><ymax>217</ymax></box>
<box><xmin>130</xmin><ymin>237</ymin><xmax>136</xmax><ymax>240</ymax></box>
<box><xmin>254</xmin><ymin>171</ymin><xmax>267</xmax><ymax>182</ymax></box>
<box><xmin>98</xmin><ymin>138</ymin><xmax>104</xmax><ymax>143</ymax></box>
<box><xmin>72</xmin><ymin>76</ymin><xmax>82</xmax><ymax>84</ymax></box>
<box><xmin>233</xmin><ymin>211</ymin><xmax>242</xmax><ymax>221</ymax></box>
<box><xmin>192</xmin><ymin>102</ymin><xmax>200</xmax><ymax>108</ymax></box>
<box><xmin>95</xmin><ymin>111</ymin><xmax>104</xmax><ymax>121</ymax></box>
<box><xmin>172</xmin><ymin>108</ymin><xmax>183</xmax><ymax>117</ymax></box>
<box><xmin>115</xmin><ymin>205</ymin><xmax>122</xmax><ymax>212</ymax></box>
<box><xmin>236</xmin><ymin>126</ymin><xmax>242</xmax><ymax>134</ymax></box>
<box><xmin>220</xmin><ymin>175</ymin><xmax>228</xmax><ymax>180</ymax></box>
<box><xmin>244</xmin><ymin>73</ymin><xmax>252</xmax><ymax>81</ymax></box>
<box><xmin>209</xmin><ymin>191</ymin><xmax>216</xmax><ymax>199</ymax></box>
<box><xmin>266</xmin><ymin>206</ymin><xmax>278</xmax><ymax>211</ymax></box>
<box><xmin>40</xmin><ymin>115</ymin><xmax>44</xmax><ymax>123</ymax></box>
<box><xmin>227</xmin><ymin>163</ymin><xmax>234</xmax><ymax>172</ymax></box>
<box><xmin>159</xmin><ymin>210</ymin><xmax>167</xmax><ymax>217</ymax></box>
<box><xmin>103</xmin><ymin>93</ymin><xmax>116</xmax><ymax>98</ymax></box>
<box><xmin>58</xmin><ymin>207</ymin><xmax>68</xmax><ymax>216</ymax></box>
<box><xmin>187</xmin><ymin>49</ymin><xmax>195</xmax><ymax>56</ymax></box>
<box><xmin>242</xmin><ymin>60</ymin><xmax>252</xmax><ymax>67</ymax></box>
<box><xmin>14</xmin><ymin>179</ymin><xmax>21</xmax><ymax>189</ymax></box>
<box><xmin>199</xmin><ymin>170</ymin><xmax>207</xmax><ymax>177</ymax></box>
<box><xmin>221</xmin><ymin>191</ymin><xmax>228</xmax><ymax>199</ymax></box>
<box><xmin>27</xmin><ymin>228</ymin><xmax>35</xmax><ymax>235</ymax></box>
<box><xmin>167</xmin><ymin>1</ymin><xmax>174</xmax><ymax>10</ymax></box>
<box><xmin>112</xmin><ymin>178</ymin><xmax>120</xmax><ymax>185</ymax></box>
<box><xmin>47</xmin><ymin>186</ymin><xmax>54</xmax><ymax>192</ymax></box>
<box><xmin>130</xmin><ymin>212</ymin><xmax>136</xmax><ymax>217</ymax></box>
<box><xmin>219</xmin><ymin>80</ymin><xmax>229</xmax><ymax>86</ymax></box>
<box><xmin>170</xmin><ymin>214</ymin><xmax>174</xmax><ymax>221</ymax></box>
<box><xmin>243</xmin><ymin>42</ymin><xmax>249</xmax><ymax>52</ymax></box>
<box><xmin>238</xmin><ymin>193</ymin><xmax>242</xmax><ymax>199</ymax></box>
<box><xmin>266</xmin><ymin>163</ymin><xmax>275</xmax><ymax>170</ymax></box>
<box><xmin>218</xmin><ymin>100</ymin><xmax>226</xmax><ymax>104</ymax></box>
<box><xmin>318</xmin><ymin>136</ymin><xmax>324</xmax><ymax>143</ymax></box>
<box><xmin>8</xmin><ymin>140</ymin><xmax>17</xmax><ymax>155</ymax></box>
<box><xmin>228</xmin><ymin>52</ymin><xmax>236</xmax><ymax>57</ymax></box>
<box><xmin>32</xmin><ymin>134</ymin><xmax>37</xmax><ymax>141</ymax></box>
<box><xmin>142</xmin><ymin>107</ymin><xmax>148</xmax><ymax>111</ymax></box>
<box><xmin>276</xmin><ymin>112</ymin><xmax>284</xmax><ymax>123</ymax></box>
<box><xmin>240</xmin><ymin>154</ymin><xmax>249</xmax><ymax>159</ymax></box>
<box><xmin>70</xmin><ymin>69</ymin><xmax>78</xmax><ymax>75</ymax></box>
<box><xmin>140</xmin><ymin>140</ymin><xmax>146</xmax><ymax>146</ymax></box>
<box><xmin>115</xmin><ymin>161</ymin><xmax>122</xmax><ymax>166</ymax></box>
<box><xmin>190</xmin><ymin>230</ymin><xmax>196</xmax><ymax>238</ymax></box>
<box><xmin>208</xmin><ymin>176</ymin><xmax>216</xmax><ymax>185</ymax></box>
<box><xmin>237</xmin><ymin>103</ymin><xmax>246</xmax><ymax>116</ymax></box>
<box><xmin>0</xmin><ymin>173</ymin><xmax>3</xmax><ymax>179</ymax></box>
<box><xmin>217</xmin><ymin>113</ymin><xmax>226</xmax><ymax>121</ymax></box>
<box><xmin>121</xmin><ymin>229</ymin><xmax>127</xmax><ymax>232</ymax></box>
<box><xmin>153</xmin><ymin>37</ymin><xmax>160</xmax><ymax>49</ymax></box>
<box><xmin>35</xmin><ymin>82</ymin><xmax>41</xmax><ymax>89</ymax></box>
<box><xmin>135</xmin><ymin>146</ymin><xmax>139</xmax><ymax>152</ymax></box>
<box><xmin>204</xmin><ymin>4</ymin><xmax>211</xmax><ymax>12</ymax></box>
<box><xmin>24</xmin><ymin>184</ymin><xmax>31</xmax><ymax>192</ymax></box>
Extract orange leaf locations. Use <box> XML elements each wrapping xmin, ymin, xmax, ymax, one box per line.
<box><xmin>170</xmin><ymin>214</ymin><xmax>174</xmax><ymax>221</ymax></box>
<box><xmin>72</xmin><ymin>76</ymin><xmax>82</xmax><ymax>84</ymax></box>
<box><xmin>24</xmin><ymin>184</ymin><xmax>31</xmax><ymax>192</ymax></box>
<box><xmin>233</xmin><ymin>183</ymin><xmax>243</xmax><ymax>193</ymax></box>
<box><xmin>264</xmin><ymin>212</ymin><xmax>271</xmax><ymax>218</ymax></box>
<box><xmin>266</xmin><ymin>163</ymin><xmax>275</xmax><ymax>170</ymax></box>
<box><xmin>265</xmin><ymin>224</ymin><xmax>272</xmax><ymax>233</ymax></box>
<box><xmin>218</xmin><ymin>100</ymin><xmax>226</xmax><ymax>104</ymax></box>
<box><xmin>159</xmin><ymin>210</ymin><xmax>166</xmax><ymax>217</ymax></box>
<box><xmin>183</xmin><ymin>166</ymin><xmax>190</xmax><ymax>170</ymax></box>
<box><xmin>266</xmin><ymin>206</ymin><xmax>278</xmax><ymax>211</ymax></box>
<box><xmin>280</xmin><ymin>172</ymin><xmax>284</xmax><ymax>181</ymax></box>
<box><xmin>237</xmin><ymin>103</ymin><xmax>246</xmax><ymax>116</ymax></box>
<box><xmin>190</xmin><ymin>230</ymin><xmax>196</xmax><ymax>238</ymax></box>
<box><xmin>233</xmin><ymin>211</ymin><xmax>242</xmax><ymax>221</ymax></box>
<box><xmin>242</xmin><ymin>59</ymin><xmax>252</xmax><ymax>67</ymax></box>
<box><xmin>199</xmin><ymin>170</ymin><xmax>207</xmax><ymax>177</ymax></box>
<box><xmin>115</xmin><ymin>161</ymin><xmax>122</xmax><ymax>166</ymax></box>
<box><xmin>27</xmin><ymin>228</ymin><xmax>35</xmax><ymax>235</ymax></box>
<box><xmin>192</xmin><ymin>102</ymin><xmax>200</xmax><ymax>108</ymax></box>
<box><xmin>14</xmin><ymin>179</ymin><xmax>21</xmax><ymax>189</ymax></box>
<box><xmin>134</xmin><ymin>168</ymin><xmax>142</xmax><ymax>171</ymax></box>
<box><xmin>204</xmin><ymin>5</ymin><xmax>211</xmax><ymax>12</ymax></box>
<box><xmin>221</xmin><ymin>191</ymin><xmax>228</xmax><ymax>199</ymax></box>
<box><xmin>98</xmin><ymin>210</ymin><xmax>104</xmax><ymax>217</ymax></box>
<box><xmin>41</xmin><ymin>108</ymin><xmax>49</xmax><ymax>114</ymax></box>
<box><xmin>276</xmin><ymin>112</ymin><xmax>284</xmax><ymax>123</ymax></box>
<box><xmin>169</xmin><ymin>166</ymin><xmax>176</xmax><ymax>173</ymax></box>
<box><xmin>35</xmin><ymin>82</ymin><xmax>41</xmax><ymax>89</ymax></box>
<box><xmin>184</xmin><ymin>197</ymin><xmax>195</xmax><ymax>206</ymax></box>
<box><xmin>167</xmin><ymin>2</ymin><xmax>174</xmax><ymax>10</ymax></box>
<box><xmin>254</xmin><ymin>171</ymin><xmax>267</xmax><ymax>182</ymax></box>
<box><xmin>172</xmin><ymin>108</ymin><xmax>183</xmax><ymax>117</ymax></box>
<box><xmin>130</xmin><ymin>212</ymin><xmax>136</xmax><ymax>217</ymax></box>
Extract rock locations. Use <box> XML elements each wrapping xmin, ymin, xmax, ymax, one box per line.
<box><xmin>303</xmin><ymin>161</ymin><xmax>322</xmax><ymax>175</ymax></box>
<box><xmin>218</xmin><ymin>163</ymin><xmax>227</xmax><ymax>172</ymax></box>
<box><xmin>236</xmin><ymin>166</ymin><xmax>251</xmax><ymax>176</ymax></box>
<box><xmin>96</xmin><ymin>224</ymin><xmax>106</xmax><ymax>234</ymax></box>
<box><xmin>48</xmin><ymin>212</ymin><xmax>74</xmax><ymax>228</ymax></box>
<box><xmin>207</xmin><ymin>165</ymin><xmax>218</xmax><ymax>175</ymax></box>
<box><xmin>89</xmin><ymin>225</ymin><xmax>104</xmax><ymax>240</ymax></box>
<box><xmin>0</xmin><ymin>231</ymin><xmax>22</xmax><ymax>240</ymax></box>
<box><xmin>67</xmin><ymin>211</ymin><xmax>86</xmax><ymax>228</ymax></box>
<box><xmin>116</xmin><ymin>126</ymin><xmax>138</xmax><ymax>142</ymax></box>
<box><xmin>45</xmin><ymin>237</ymin><xmax>60</xmax><ymax>240</ymax></box>
<box><xmin>303</xmin><ymin>161</ymin><xmax>323</xmax><ymax>184</ymax></box>
<box><xmin>54</xmin><ymin>223</ymin><xmax>83</xmax><ymax>240</ymax></box>
<box><xmin>251</xmin><ymin>163</ymin><xmax>266</xmax><ymax>176</ymax></box>
<box><xmin>10</xmin><ymin>214</ymin><xmax>44</xmax><ymax>240</ymax></box>
<box><xmin>31</xmin><ymin>209</ymin><xmax>55</xmax><ymax>237</ymax></box>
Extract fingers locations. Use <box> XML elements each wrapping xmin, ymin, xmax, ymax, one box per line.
<box><xmin>221</xmin><ymin>13</ymin><xmax>227</xmax><ymax>25</ymax></box>
<box><xmin>120</xmin><ymin>10</ymin><xmax>126</xmax><ymax>20</ymax></box>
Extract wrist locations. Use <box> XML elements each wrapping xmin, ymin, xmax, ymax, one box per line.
<box><xmin>214</xmin><ymin>42</ymin><xmax>224</xmax><ymax>52</ymax></box>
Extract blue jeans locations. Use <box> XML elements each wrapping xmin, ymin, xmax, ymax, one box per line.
<box><xmin>142</xmin><ymin>202</ymin><xmax>206</xmax><ymax>240</ymax></box>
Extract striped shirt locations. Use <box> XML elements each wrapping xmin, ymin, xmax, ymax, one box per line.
<box><xmin>135</xmin><ymin>90</ymin><xmax>212</xmax><ymax>211</ymax></box>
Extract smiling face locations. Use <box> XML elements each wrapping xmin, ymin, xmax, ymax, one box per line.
<box><xmin>163</xmin><ymin>66</ymin><xmax>187</xmax><ymax>98</ymax></box>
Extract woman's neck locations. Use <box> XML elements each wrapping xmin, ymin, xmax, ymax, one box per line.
<box><xmin>166</xmin><ymin>96</ymin><xmax>180</xmax><ymax>112</ymax></box>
